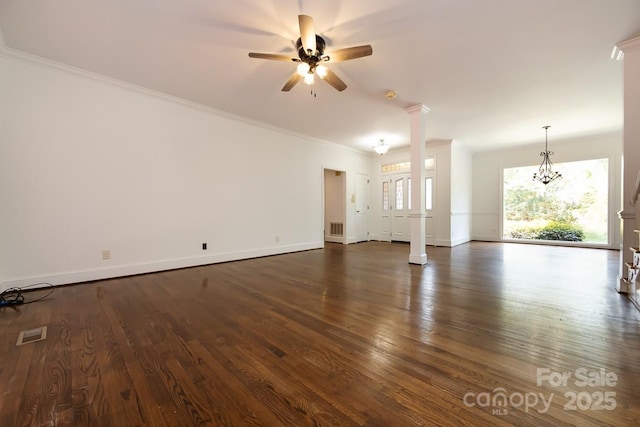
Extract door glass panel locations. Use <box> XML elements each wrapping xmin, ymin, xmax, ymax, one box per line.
<box><xmin>382</xmin><ymin>181</ymin><xmax>389</xmax><ymax>210</ymax></box>
<box><xmin>425</xmin><ymin>177</ymin><xmax>433</xmax><ymax>210</ymax></box>
<box><xmin>425</xmin><ymin>157</ymin><xmax>435</xmax><ymax>170</ymax></box>
<box><xmin>407</xmin><ymin>178</ymin><xmax>411</xmax><ymax>210</ymax></box>
<box><xmin>381</xmin><ymin>162</ymin><xmax>410</xmax><ymax>173</ymax></box>
<box><xmin>396</xmin><ymin>178</ymin><xmax>404</xmax><ymax>210</ymax></box>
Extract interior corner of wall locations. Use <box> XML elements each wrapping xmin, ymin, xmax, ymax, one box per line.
<box><xmin>0</xmin><ymin>27</ymin><xmax>7</xmax><ymax>52</ymax></box>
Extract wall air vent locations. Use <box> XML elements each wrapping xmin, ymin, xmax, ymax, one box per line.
<box><xmin>330</xmin><ymin>222</ymin><xmax>344</xmax><ymax>236</ymax></box>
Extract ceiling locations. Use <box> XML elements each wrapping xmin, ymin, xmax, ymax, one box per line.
<box><xmin>1</xmin><ymin>0</ymin><xmax>639</xmax><ymax>153</ymax></box>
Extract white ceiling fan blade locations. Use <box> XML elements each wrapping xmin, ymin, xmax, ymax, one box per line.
<box><xmin>298</xmin><ymin>15</ymin><xmax>316</xmax><ymax>54</ymax></box>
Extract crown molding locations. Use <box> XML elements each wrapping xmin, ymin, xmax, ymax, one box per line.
<box><xmin>0</xmin><ymin>46</ymin><xmax>368</xmax><ymax>156</ymax></box>
<box><xmin>617</xmin><ymin>35</ymin><xmax>640</xmax><ymax>54</ymax></box>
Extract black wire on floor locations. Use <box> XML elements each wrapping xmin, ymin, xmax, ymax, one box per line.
<box><xmin>0</xmin><ymin>283</ymin><xmax>55</xmax><ymax>307</ymax></box>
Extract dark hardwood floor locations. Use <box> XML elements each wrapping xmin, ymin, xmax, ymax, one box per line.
<box><xmin>1</xmin><ymin>241</ymin><xmax>639</xmax><ymax>426</ymax></box>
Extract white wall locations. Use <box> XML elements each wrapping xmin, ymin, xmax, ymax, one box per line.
<box><xmin>429</xmin><ymin>141</ymin><xmax>452</xmax><ymax>246</ymax></box>
<box><xmin>450</xmin><ymin>140</ymin><xmax>473</xmax><ymax>246</ymax></box>
<box><xmin>471</xmin><ymin>132</ymin><xmax>622</xmax><ymax>248</ymax></box>
<box><xmin>0</xmin><ymin>53</ymin><xmax>371</xmax><ymax>290</ymax></box>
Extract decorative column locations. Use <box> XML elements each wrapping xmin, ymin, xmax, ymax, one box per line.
<box><xmin>406</xmin><ymin>104</ymin><xmax>430</xmax><ymax>265</ymax></box>
<box><xmin>617</xmin><ymin>35</ymin><xmax>640</xmax><ymax>293</ymax></box>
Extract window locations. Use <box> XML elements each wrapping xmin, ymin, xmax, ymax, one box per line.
<box><xmin>407</xmin><ymin>178</ymin><xmax>411</xmax><ymax>210</ymax></box>
<box><xmin>503</xmin><ymin>158</ymin><xmax>608</xmax><ymax>244</ymax></box>
<box><xmin>395</xmin><ymin>178</ymin><xmax>404</xmax><ymax>210</ymax></box>
<box><xmin>425</xmin><ymin>177</ymin><xmax>433</xmax><ymax>210</ymax></box>
<box><xmin>381</xmin><ymin>158</ymin><xmax>435</xmax><ymax>173</ymax></box>
<box><xmin>382</xmin><ymin>181</ymin><xmax>389</xmax><ymax>210</ymax></box>
<box><xmin>382</xmin><ymin>162</ymin><xmax>410</xmax><ymax>173</ymax></box>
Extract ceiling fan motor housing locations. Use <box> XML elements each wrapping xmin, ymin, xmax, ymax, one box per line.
<box><xmin>296</xmin><ymin>35</ymin><xmax>327</xmax><ymax>63</ymax></box>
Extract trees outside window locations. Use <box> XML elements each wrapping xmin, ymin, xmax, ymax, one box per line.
<box><xmin>503</xmin><ymin>158</ymin><xmax>608</xmax><ymax>244</ymax></box>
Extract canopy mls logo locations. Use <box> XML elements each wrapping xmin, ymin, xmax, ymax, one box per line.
<box><xmin>463</xmin><ymin>388</ymin><xmax>552</xmax><ymax>415</ymax></box>
<box><xmin>463</xmin><ymin>367</ymin><xmax>618</xmax><ymax>416</ymax></box>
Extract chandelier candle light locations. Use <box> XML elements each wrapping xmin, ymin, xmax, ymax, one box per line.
<box><xmin>533</xmin><ymin>125</ymin><xmax>561</xmax><ymax>185</ymax></box>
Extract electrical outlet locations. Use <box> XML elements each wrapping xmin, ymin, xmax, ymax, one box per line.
<box><xmin>275</xmin><ymin>236</ymin><xmax>280</xmax><ymax>243</ymax></box>
<box><xmin>202</xmin><ymin>243</ymin><xmax>207</xmax><ymax>250</ymax></box>
<box><xmin>102</xmin><ymin>250</ymin><xmax>111</xmax><ymax>260</ymax></box>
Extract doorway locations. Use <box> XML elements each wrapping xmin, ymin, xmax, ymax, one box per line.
<box><xmin>324</xmin><ymin>169</ymin><xmax>346</xmax><ymax>243</ymax></box>
<box><xmin>381</xmin><ymin>173</ymin><xmax>411</xmax><ymax>242</ymax></box>
<box><xmin>380</xmin><ymin>171</ymin><xmax>436</xmax><ymax>244</ymax></box>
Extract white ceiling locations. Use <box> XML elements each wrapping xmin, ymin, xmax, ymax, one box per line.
<box><xmin>1</xmin><ymin>0</ymin><xmax>639</xmax><ymax>153</ymax></box>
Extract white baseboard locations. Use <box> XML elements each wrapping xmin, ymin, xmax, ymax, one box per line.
<box><xmin>1</xmin><ymin>242</ymin><xmax>323</xmax><ymax>291</ymax></box>
<box><xmin>471</xmin><ymin>234</ymin><xmax>500</xmax><ymax>242</ymax></box>
<box><xmin>451</xmin><ymin>236</ymin><xmax>472</xmax><ymax>247</ymax></box>
<box><xmin>324</xmin><ymin>235</ymin><xmax>344</xmax><ymax>244</ymax></box>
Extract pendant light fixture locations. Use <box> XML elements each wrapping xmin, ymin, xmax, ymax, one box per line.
<box><xmin>373</xmin><ymin>139</ymin><xmax>389</xmax><ymax>155</ymax></box>
<box><xmin>533</xmin><ymin>125</ymin><xmax>561</xmax><ymax>185</ymax></box>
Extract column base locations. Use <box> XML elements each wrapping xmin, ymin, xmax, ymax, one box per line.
<box><xmin>409</xmin><ymin>253</ymin><xmax>427</xmax><ymax>265</ymax></box>
<box><xmin>616</xmin><ymin>275</ymin><xmax>630</xmax><ymax>294</ymax></box>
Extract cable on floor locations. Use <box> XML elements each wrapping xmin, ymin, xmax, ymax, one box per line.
<box><xmin>0</xmin><ymin>283</ymin><xmax>54</xmax><ymax>307</ymax></box>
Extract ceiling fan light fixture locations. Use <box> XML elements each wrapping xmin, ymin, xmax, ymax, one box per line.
<box><xmin>296</xmin><ymin>62</ymin><xmax>310</xmax><ymax>76</ymax></box>
<box><xmin>316</xmin><ymin>64</ymin><xmax>328</xmax><ymax>79</ymax></box>
<box><xmin>303</xmin><ymin>73</ymin><xmax>314</xmax><ymax>85</ymax></box>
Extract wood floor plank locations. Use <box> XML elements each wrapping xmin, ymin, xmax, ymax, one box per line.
<box><xmin>1</xmin><ymin>241</ymin><xmax>639</xmax><ymax>426</ymax></box>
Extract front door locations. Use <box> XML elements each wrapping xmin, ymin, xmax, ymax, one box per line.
<box><xmin>381</xmin><ymin>173</ymin><xmax>411</xmax><ymax>242</ymax></box>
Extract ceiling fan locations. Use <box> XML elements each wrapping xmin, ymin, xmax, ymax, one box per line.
<box><xmin>248</xmin><ymin>15</ymin><xmax>373</xmax><ymax>92</ymax></box>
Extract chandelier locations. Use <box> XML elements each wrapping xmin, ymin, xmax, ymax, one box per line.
<box><xmin>373</xmin><ymin>139</ymin><xmax>389</xmax><ymax>155</ymax></box>
<box><xmin>533</xmin><ymin>125</ymin><xmax>561</xmax><ymax>185</ymax></box>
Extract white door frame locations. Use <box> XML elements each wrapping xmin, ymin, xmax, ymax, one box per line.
<box><xmin>355</xmin><ymin>173</ymin><xmax>370</xmax><ymax>242</ymax></box>
<box><xmin>322</xmin><ymin>168</ymin><xmax>347</xmax><ymax>244</ymax></box>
